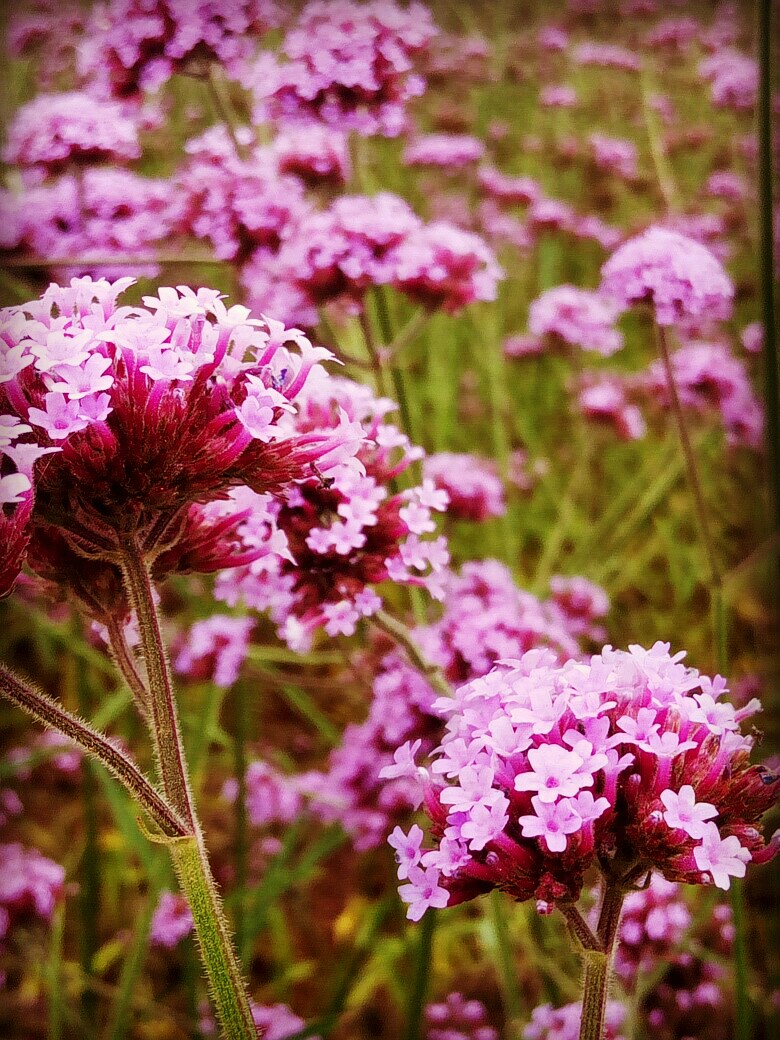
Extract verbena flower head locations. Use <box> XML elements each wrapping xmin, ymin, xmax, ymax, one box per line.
<box><xmin>639</xmin><ymin>341</ymin><xmax>763</xmax><ymax>450</ymax></box>
<box><xmin>79</xmin><ymin>0</ymin><xmax>282</xmax><ymax>98</ymax></box>
<box><xmin>423</xmin><ymin>453</ymin><xmax>505</xmax><ymax>522</ymax></box>
<box><xmin>477</xmin><ymin>168</ymin><xmax>541</xmax><ymax>206</ymax></box>
<box><xmin>4</xmin><ymin>169</ymin><xmax>187</xmax><ymax>279</ymax></box>
<box><xmin>214</xmin><ymin>373</ymin><xmax>448</xmax><ymax>648</ymax></box>
<box><xmin>588</xmin><ymin>133</ymin><xmax>639</xmax><ymax>181</ymax></box>
<box><xmin>150</xmin><ymin>890</ymin><xmax>195</xmax><ymax>948</ymax></box>
<box><xmin>700</xmin><ymin>49</ymin><xmax>758</xmax><ymax>112</ymax></box>
<box><xmin>177</xmin><ymin>126</ymin><xmax>310</xmax><ymax>261</ymax></box>
<box><xmin>572</xmin><ymin>42</ymin><xmax>640</xmax><ymax>72</ymax></box>
<box><xmin>0</xmin><ymin>843</ymin><xmax>65</xmax><ymax>923</ymax></box>
<box><xmin>0</xmin><ymin>278</ymin><xmax>364</xmax><ymax>605</ymax></box>
<box><xmin>403</xmin><ymin>133</ymin><xmax>486</xmax><ymax>171</ymax></box>
<box><xmin>2</xmin><ymin>92</ymin><xmax>141</xmax><ymax>173</ymax></box>
<box><xmin>522</xmin><ymin>1001</ymin><xmax>626</xmax><ymax>1040</ymax></box>
<box><xmin>174</xmin><ymin>614</ymin><xmax>255</xmax><ymax>688</ymax></box>
<box><xmin>249</xmin><ymin>0</ymin><xmax>437</xmax><ymax>137</ymax></box>
<box><xmin>425</xmin><ymin>992</ymin><xmax>498</xmax><ymax>1040</ymax></box>
<box><xmin>390</xmin><ymin>222</ymin><xmax>503</xmax><ymax>313</ymax></box>
<box><xmin>385</xmin><ymin>643</ymin><xmax>778</xmax><ymax>920</ymax></box>
<box><xmin>224</xmin><ymin>760</ymin><xmax>303</xmax><ymax>828</ymax></box>
<box><xmin>600</xmin><ymin>227</ymin><xmax>734</xmax><ymax>326</ymax></box>
<box><xmin>578</xmin><ymin>378</ymin><xmax>646</xmax><ymax>441</ymax></box>
<box><xmin>270</xmin><ymin>125</ymin><xmax>351</xmax><ymax>186</ymax></box>
<box><xmin>274</xmin><ymin>192</ymin><xmax>423</xmax><ymax>308</ymax></box>
<box><xmin>528</xmin><ymin>286</ymin><xmax>623</xmax><ymax>357</ymax></box>
<box><xmin>539</xmin><ymin>85</ymin><xmax>577</xmax><ymax>109</ymax></box>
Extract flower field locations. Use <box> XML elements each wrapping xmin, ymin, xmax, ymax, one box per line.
<box><xmin>0</xmin><ymin>2</ymin><xmax>778</xmax><ymax>1039</ymax></box>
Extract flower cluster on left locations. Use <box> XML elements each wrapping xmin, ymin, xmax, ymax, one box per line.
<box><xmin>0</xmin><ymin>276</ymin><xmax>364</xmax><ymax>605</ymax></box>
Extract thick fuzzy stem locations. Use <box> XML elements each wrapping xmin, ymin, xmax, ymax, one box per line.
<box><xmin>0</xmin><ymin>663</ymin><xmax>186</xmax><ymax>838</ymax></box>
<box><xmin>578</xmin><ymin>951</ymin><xmax>611</xmax><ymax>1040</ymax></box>
<box><xmin>118</xmin><ymin>538</ymin><xmax>257</xmax><ymax>1039</ymax></box>
<box><xmin>105</xmin><ymin>616</ymin><xmax>150</xmax><ymax>718</ymax></box>
<box><xmin>576</xmin><ymin>884</ymin><xmax>625</xmax><ymax>1040</ymax></box>
<box><xmin>119</xmin><ymin>537</ymin><xmax>195</xmax><ymax>826</ymax></box>
<box><xmin>169</xmin><ymin>836</ymin><xmax>258</xmax><ymax>1040</ymax></box>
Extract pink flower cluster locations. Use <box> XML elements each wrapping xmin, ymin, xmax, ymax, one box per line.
<box><xmin>2</xmin><ymin>168</ymin><xmax>187</xmax><ymax>277</ymax></box>
<box><xmin>578</xmin><ymin>378</ymin><xmax>646</xmax><ymax>441</ymax></box>
<box><xmin>0</xmin><ymin>842</ymin><xmax>65</xmax><ymax>976</ymax></box>
<box><xmin>0</xmin><ymin>278</ymin><xmax>364</xmax><ymax>605</ymax></box>
<box><xmin>215</xmin><ymin>374</ymin><xmax>449</xmax><ymax>647</ymax></box>
<box><xmin>700</xmin><ymin>50</ymin><xmax>758</xmax><ymax>112</ymax></box>
<box><xmin>403</xmin><ymin>134</ymin><xmax>486</xmax><ymax>170</ymax></box>
<box><xmin>425</xmin><ymin>992</ymin><xmax>498</xmax><ymax>1040</ymax></box>
<box><xmin>527</xmin><ymin>286</ymin><xmax>623</xmax><ymax>357</ymax></box>
<box><xmin>572</xmin><ymin>42</ymin><xmax>641</xmax><ymax>73</ymax></box>
<box><xmin>250</xmin><ymin>0</ymin><xmax>437</xmax><ymax>137</ymax></box>
<box><xmin>174</xmin><ymin>615</ymin><xmax>255</xmax><ymax>688</ymax></box>
<box><xmin>2</xmin><ymin>92</ymin><xmax>141</xmax><ymax>173</ymax></box>
<box><xmin>299</xmin><ymin>560</ymin><xmax>597</xmax><ymax>848</ymax></box>
<box><xmin>150</xmin><ymin>890</ymin><xmax>195</xmax><ymax>948</ymax></box>
<box><xmin>588</xmin><ymin>134</ymin><xmax>639</xmax><ymax>181</ymax></box>
<box><xmin>640</xmin><ymin>340</ymin><xmax>763</xmax><ymax>450</ymax></box>
<box><xmin>271</xmin><ymin>192</ymin><xmax>503</xmax><ymax>315</ymax></box>
<box><xmin>522</xmin><ymin>1001</ymin><xmax>626</xmax><ymax>1040</ymax></box>
<box><xmin>79</xmin><ymin>0</ymin><xmax>282</xmax><ymax>98</ymax></box>
<box><xmin>271</xmin><ymin>125</ymin><xmax>351</xmax><ymax>186</ymax></box>
<box><xmin>176</xmin><ymin>126</ymin><xmax>310</xmax><ymax>261</ymax></box>
<box><xmin>600</xmin><ymin>227</ymin><xmax>734</xmax><ymax>327</ymax></box>
<box><xmin>423</xmin><ymin>453</ymin><xmax>505</xmax><ymax>522</ymax></box>
<box><xmin>224</xmin><ymin>761</ymin><xmax>303</xmax><ymax>828</ymax></box>
<box><xmin>385</xmin><ymin>643</ymin><xmax>778</xmax><ymax>921</ymax></box>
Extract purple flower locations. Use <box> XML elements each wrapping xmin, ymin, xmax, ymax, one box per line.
<box><xmin>399</xmin><ymin>865</ymin><xmax>450</xmax><ymax>921</ymax></box>
<box><xmin>150</xmin><ymin>891</ymin><xmax>194</xmax><ymax>948</ymax></box>
<box><xmin>600</xmin><ymin>226</ymin><xmax>734</xmax><ymax>326</ymax></box>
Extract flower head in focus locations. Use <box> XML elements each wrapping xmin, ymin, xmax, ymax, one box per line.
<box><xmin>384</xmin><ymin>643</ymin><xmax>778</xmax><ymax>920</ymax></box>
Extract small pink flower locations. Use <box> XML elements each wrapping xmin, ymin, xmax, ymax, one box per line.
<box><xmin>661</xmin><ymin>785</ymin><xmax>718</xmax><ymax>839</ymax></box>
<box><xmin>693</xmin><ymin>823</ymin><xmax>751</xmax><ymax>890</ymax></box>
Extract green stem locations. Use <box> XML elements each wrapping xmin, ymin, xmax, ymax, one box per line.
<box><xmin>119</xmin><ymin>536</ymin><xmax>196</xmax><ymax>827</ymax></box>
<box><xmin>105</xmin><ymin>615</ymin><xmax>150</xmax><ymax>718</ymax></box>
<box><xmin>118</xmin><ymin>539</ymin><xmax>257</xmax><ymax>1039</ymax></box>
<box><xmin>169</xmin><ymin>836</ymin><xmax>257</xmax><ymax>1039</ymax></box>
<box><xmin>0</xmin><ymin>664</ymin><xmax>186</xmax><ymax>838</ymax></box>
<box><xmin>655</xmin><ymin>324</ymin><xmax>726</xmax><ymax>669</ymax></box>
<box><xmin>578</xmin><ymin>951</ymin><xmax>611</xmax><ymax>1040</ymax></box>
<box><xmin>577</xmin><ymin>884</ymin><xmax>625</xmax><ymax>1040</ymax></box>
<box><xmin>371</xmin><ymin>610</ymin><xmax>453</xmax><ymax>699</ymax></box>
<box><xmin>404</xmin><ymin>910</ymin><xmax>436</xmax><ymax>1040</ymax></box>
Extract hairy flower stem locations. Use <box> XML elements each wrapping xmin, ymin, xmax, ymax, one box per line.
<box><xmin>655</xmin><ymin>324</ymin><xmax>726</xmax><ymax>671</ymax></box>
<box><xmin>0</xmin><ymin>663</ymin><xmax>187</xmax><ymax>838</ymax></box>
<box><xmin>105</xmin><ymin>615</ymin><xmax>150</xmax><ymax>718</ymax></box>
<box><xmin>118</xmin><ymin>538</ymin><xmax>257</xmax><ymax>1039</ymax></box>
<box><xmin>372</xmin><ymin>610</ymin><xmax>453</xmax><ymax>699</ymax></box>
<box><xmin>576</xmin><ymin>884</ymin><xmax>625</xmax><ymax>1040</ymax></box>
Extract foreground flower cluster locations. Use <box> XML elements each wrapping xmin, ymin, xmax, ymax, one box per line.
<box><xmin>387</xmin><ymin>643</ymin><xmax>778</xmax><ymax>919</ymax></box>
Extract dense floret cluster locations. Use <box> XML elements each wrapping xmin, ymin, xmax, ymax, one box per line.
<box><xmin>386</xmin><ymin>643</ymin><xmax>778</xmax><ymax>919</ymax></box>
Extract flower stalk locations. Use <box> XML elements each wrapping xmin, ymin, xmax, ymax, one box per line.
<box><xmin>0</xmin><ymin>663</ymin><xmax>187</xmax><ymax>838</ymax></box>
<box><xmin>117</xmin><ymin>535</ymin><xmax>257</xmax><ymax>1039</ymax></box>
